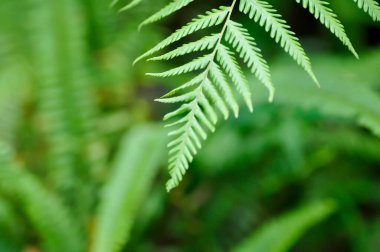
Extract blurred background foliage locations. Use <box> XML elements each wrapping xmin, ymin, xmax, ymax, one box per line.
<box><xmin>0</xmin><ymin>0</ymin><xmax>379</xmax><ymax>251</ymax></box>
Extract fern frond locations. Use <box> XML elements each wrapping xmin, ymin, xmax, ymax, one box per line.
<box><xmin>296</xmin><ymin>0</ymin><xmax>358</xmax><ymax>58</ymax></box>
<box><xmin>225</xmin><ymin>20</ymin><xmax>274</xmax><ymax>101</ymax></box>
<box><xmin>140</xmin><ymin>0</ymin><xmax>380</xmax><ymax>190</ymax></box>
<box><xmin>30</xmin><ymin>0</ymin><xmax>101</xmax><ymax>222</ymax></box>
<box><xmin>239</xmin><ymin>0</ymin><xmax>319</xmax><ymax>85</ymax></box>
<box><xmin>139</xmin><ymin>0</ymin><xmax>195</xmax><ymax>29</ymax></box>
<box><xmin>353</xmin><ymin>0</ymin><xmax>380</xmax><ymax>21</ymax></box>
<box><xmin>149</xmin><ymin>34</ymin><xmax>219</xmax><ymax>61</ymax></box>
<box><xmin>134</xmin><ymin>6</ymin><xmax>230</xmax><ymax>64</ymax></box>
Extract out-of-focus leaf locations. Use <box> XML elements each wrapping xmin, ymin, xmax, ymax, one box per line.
<box><xmin>232</xmin><ymin>199</ymin><xmax>336</xmax><ymax>252</ymax></box>
<box><xmin>91</xmin><ymin>124</ymin><xmax>167</xmax><ymax>252</ymax></box>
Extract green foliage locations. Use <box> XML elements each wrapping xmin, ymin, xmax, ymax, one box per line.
<box><xmin>0</xmin><ymin>144</ymin><xmax>85</xmax><ymax>252</ymax></box>
<box><xmin>252</xmin><ymin>51</ymin><xmax>380</xmax><ymax>137</ymax></box>
<box><xmin>92</xmin><ymin>124</ymin><xmax>167</xmax><ymax>252</ymax></box>
<box><xmin>0</xmin><ymin>0</ymin><xmax>380</xmax><ymax>251</ymax></box>
<box><xmin>137</xmin><ymin>0</ymin><xmax>379</xmax><ymax>190</ymax></box>
<box><xmin>232</xmin><ymin>200</ymin><xmax>336</xmax><ymax>252</ymax></box>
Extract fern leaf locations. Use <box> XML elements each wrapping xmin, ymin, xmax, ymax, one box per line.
<box><xmin>204</xmin><ymin>77</ymin><xmax>230</xmax><ymax>119</ymax></box>
<box><xmin>239</xmin><ymin>0</ymin><xmax>319</xmax><ymax>85</ymax></box>
<box><xmin>209</xmin><ymin>63</ymin><xmax>239</xmax><ymax>117</ymax></box>
<box><xmin>161</xmin><ymin>74</ymin><xmax>205</xmax><ymax>98</ymax></box>
<box><xmin>147</xmin><ymin>54</ymin><xmax>212</xmax><ymax>77</ymax></box>
<box><xmin>296</xmin><ymin>0</ymin><xmax>358</xmax><ymax>58</ymax></box>
<box><xmin>216</xmin><ymin>44</ymin><xmax>253</xmax><ymax>112</ymax></box>
<box><xmin>165</xmin><ymin>95</ymin><xmax>215</xmax><ymax>191</ymax></box>
<box><xmin>118</xmin><ymin>0</ymin><xmax>143</xmax><ymax>11</ymax></box>
<box><xmin>92</xmin><ymin>124</ymin><xmax>166</xmax><ymax>252</ymax></box>
<box><xmin>353</xmin><ymin>0</ymin><xmax>380</xmax><ymax>21</ymax></box>
<box><xmin>225</xmin><ymin>20</ymin><xmax>274</xmax><ymax>101</ymax></box>
<box><xmin>139</xmin><ymin>0</ymin><xmax>195</xmax><ymax>29</ymax></box>
<box><xmin>134</xmin><ymin>6</ymin><xmax>230</xmax><ymax>64</ymax></box>
<box><xmin>232</xmin><ymin>200</ymin><xmax>336</xmax><ymax>252</ymax></box>
<box><xmin>149</xmin><ymin>34</ymin><xmax>219</xmax><ymax>61</ymax></box>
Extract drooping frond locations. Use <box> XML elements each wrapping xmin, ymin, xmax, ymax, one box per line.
<box><xmin>353</xmin><ymin>0</ymin><xmax>380</xmax><ymax>21</ymax></box>
<box><xmin>225</xmin><ymin>20</ymin><xmax>274</xmax><ymax>101</ymax></box>
<box><xmin>134</xmin><ymin>6</ymin><xmax>230</xmax><ymax>64</ymax></box>
<box><xmin>138</xmin><ymin>0</ymin><xmax>276</xmax><ymax>191</ymax></box>
<box><xmin>239</xmin><ymin>0</ymin><xmax>319</xmax><ymax>85</ymax></box>
<box><xmin>137</xmin><ymin>0</ymin><xmax>378</xmax><ymax>190</ymax></box>
<box><xmin>296</xmin><ymin>0</ymin><xmax>358</xmax><ymax>58</ymax></box>
<box><xmin>139</xmin><ymin>0</ymin><xmax>195</xmax><ymax>29</ymax></box>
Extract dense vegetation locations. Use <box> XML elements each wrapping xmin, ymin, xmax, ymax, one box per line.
<box><xmin>0</xmin><ymin>0</ymin><xmax>379</xmax><ymax>251</ymax></box>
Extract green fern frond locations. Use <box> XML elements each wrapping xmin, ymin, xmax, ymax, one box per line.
<box><xmin>139</xmin><ymin>0</ymin><xmax>195</xmax><ymax>29</ymax></box>
<box><xmin>138</xmin><ymin>0</ymin><xmax>378</xmax><ymax>190</ymax></box>
<box><xmin>353</xmin><ymin>0</ymin><xmax>380</xmax><ymax>21</ymax></box>
<box><xmin>239</xmin><ymin>0</ymin><xmax>319</xmax><ymax>85</ymax></box>
<box><xmin>296</xmin><ymin>0</ymin><xmax>358</xmax><ymax>58</ymax></box>
<box><xmin>30</xmin><ymin>0</ymin><xmax>100</xmax><ymax>221</ymax></box>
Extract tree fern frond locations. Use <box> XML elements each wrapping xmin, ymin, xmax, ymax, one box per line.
<box><xmin>239</xmin><ymin>0</ymin><xmax>319</xmax><ymax>85</ymax></box>
<box><xmin>149</xmin><ymin>34</ymin><xmax>219</xmax><ymax>61</ymax></box>
<box><xmin>296</xmin><ymin>0</ymin><xmax>358</xmax><ymax>58</ymax></box>
<box><xmin>353</xmin><ymin>0</ymin><xmax>380</xmax><ymax>21</ymax></box>
<box><xmin>134</xmin><ymin>6</ymin><xmax>230</xmax><ymax>64</ymax></box>
<box><xmin>139</xmin><ymin>0</ymin><xmax>195</xmax><ymax>29</ymax></box>
<box><xmin>147</xmin><ymin>54</ymin><xmax>212</xmax><ymax>77</ymax></box>
<box><xmin>225</xmin><ymin>20</ymin><xmax>274</xmax><ymax>101</ymax></box>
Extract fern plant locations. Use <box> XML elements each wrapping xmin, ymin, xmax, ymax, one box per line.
<box><xmin>134</xmin><ymin>0</ymin><xmax>380</xmax><ymax>191</ymax></box>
